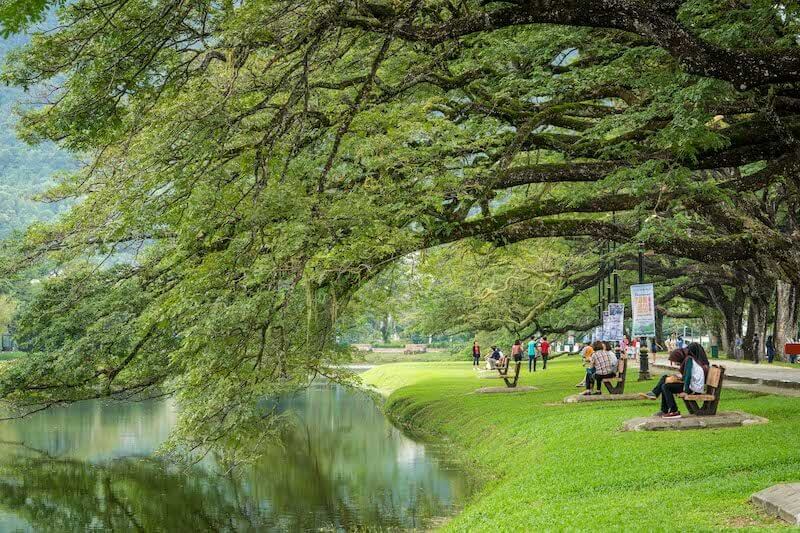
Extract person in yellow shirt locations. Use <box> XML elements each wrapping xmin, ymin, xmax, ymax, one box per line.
<box><xmin>576</xmin><ymin>343</ymin><xmax>595</xmax><ymax>387</ymax></box>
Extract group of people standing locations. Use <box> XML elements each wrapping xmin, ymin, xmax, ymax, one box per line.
<box><xmin>472</xmin><ymin>337</ymin><xmax>551</xmax><ymax>371</ymax></box>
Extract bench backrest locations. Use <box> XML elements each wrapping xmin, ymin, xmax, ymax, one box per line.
<box><xmin>705</xmin><ymin>365</ymin><xmax>725</xmax><ymax>398</ymax></box>
<box><xmin>707</xmin><ymin>366</ymin><xmax>722</xmax><ymax>388</ymax></box>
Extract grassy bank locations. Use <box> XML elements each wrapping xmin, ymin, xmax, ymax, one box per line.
<box><xmin>362</xmin><ymin>358</ymin><xmax>800</xmax><ymax>530</ymax></box>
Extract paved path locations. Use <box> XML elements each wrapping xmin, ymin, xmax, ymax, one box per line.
<box><xmin>650</xmin><ymin>358</ymin><xmax>800</xmax><ymax>392</ymax></box>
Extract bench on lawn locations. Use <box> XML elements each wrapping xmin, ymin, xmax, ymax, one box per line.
<box><xmin>601</xmin><ymin>355</ymin><xmax>627</xmax><ymax>395</ymax></box>
<box><xmin>482</xmin><ymin>361</ymin><xmax>522</xmax><ymax>388</ymax></box>
<box><xmin>681</xmin><ymin>364</ymin><xmax>725</xmax><ymax>416</ymax></box>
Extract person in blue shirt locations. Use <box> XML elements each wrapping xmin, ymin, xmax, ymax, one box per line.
<box><xmin>527</xmin><ymin>336</ymin><xmax>537</xmax><ymax>372</ymax></box>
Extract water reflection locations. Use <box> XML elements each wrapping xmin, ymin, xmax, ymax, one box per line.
<box><xmin>0</xmin><ymin>384</ymin><xmax>473</xmax><ymax>531</ymax></box>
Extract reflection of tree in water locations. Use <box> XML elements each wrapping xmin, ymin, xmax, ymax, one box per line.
<box><xmin>0</xmin><ymin>385</ymin><xmax>472</xmax><ymax>531</ymax></box>
<box><xmin>0</xmin><ymin>456</ymin><xmax>255</xmax><ymax>531</ymax></box>
<box><xmin>0</xmin><ymin>453</ymin><xmax>454</xmax><ymax>531</ymax></box>
<box><xmin>247</xmin><ymin>384</ymin><xmax>470</xmax><ymax>530</ymax></box>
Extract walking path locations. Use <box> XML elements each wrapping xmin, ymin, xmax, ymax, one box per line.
<box><xmin>650</xmin><ymin>358</ymin><xmax>800</xmax><ymax>396</ymax></box>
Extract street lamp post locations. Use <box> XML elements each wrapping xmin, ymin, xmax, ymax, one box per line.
<box><xmin>637</xmin><ymin>238</ymin><xmax>651</xmax><ymax>380</ymax></box>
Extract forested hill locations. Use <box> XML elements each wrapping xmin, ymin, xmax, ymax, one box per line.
<box><xmin>0</xmin><ymin>34</ymin><xmax>72</xmax><ymax>237</ymax></box>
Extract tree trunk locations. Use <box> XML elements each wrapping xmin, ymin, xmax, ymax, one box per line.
<box><xmin>774</xmin><ymin>280</ymin><xmax>797</xmax><ymax>361</ymax></box>
<box><xmin>718</xmin><ymin>324</ymin><xmax>728</xmax><ymax>355</ymax></box>
<box><xmin>743</xmin><ymin>298</ymin><xmax>768</xmax><ymax>361</ymax></box>
<box><xmin>379</xmin><ymin>316</ymin><xmax>390</xmax><ymax>344</ymax></box>
<box><xmin>705</xmin><ymin>284</ymin><xmax>744</xmax><ymax>355</ymax></box>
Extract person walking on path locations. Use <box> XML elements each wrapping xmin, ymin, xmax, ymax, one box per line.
<box><xmin>511</xmin><ymin>340</ymin><xmax>523</xmax><ymax>363</ymax></box>
<box><xmin>639</xmin><ymin>343</ymin><xmax>709</xmax><ymax>419</ymax></box>
<box><xmin>472</xmin><ymin>341</ymin><xmax>481</xmax><ymax>367</ymax></box>
<box><xmin>766</xmin><ymin>335</ymin><xmax>776</xmax><ymax>364</ymax></box>
<box><xmin>540</xmin><ymin>336</ymin><xmax>550</xmax><ymax>369</ymax></box>
<box><xmin>527</xmin><ymin>336</ymin><xmax>537</xmax><ymax>372</ymax></box>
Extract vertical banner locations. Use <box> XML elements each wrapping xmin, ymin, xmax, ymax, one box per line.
<box><xmin>601</xmin><ymin>311</ymin><xmax>610</xmax><ymax>340</ymax></box>
<box><xmin>631</xmin><ymin>283</ymin><xmax>656</xmax><ymax>337</ymax></box>
<box><xmin>607</xmin><ymin>303</ymin><xmax>625</xmax><ymax>341</ymax></box>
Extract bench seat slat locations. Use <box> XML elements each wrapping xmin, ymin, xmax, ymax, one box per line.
<box><xmin>684</xmin><ymin>394</ymin><xmax>715</xmax><ymax>401</ymax></box>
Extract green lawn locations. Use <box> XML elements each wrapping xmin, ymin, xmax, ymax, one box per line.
<box><xmin>0</xmin><ymin>352</ymin><xmax>23</xmax><ymax>361</ymax></box>
<box><xmin>362</xmin><ymin>359</ymin><xmax>799</xmax><ymax>531</ymax></box>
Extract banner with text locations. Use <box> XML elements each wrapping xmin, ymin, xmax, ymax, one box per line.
<box><xmin>607</xmin><ymin>303</ymin><xmax>625</xmax><ymax>341</ymax></box>
<box><xmin>601</xmin><ymin>311</ymin><xmax>610</xmax><ymax>341</ymax></box>
<box><xmin>630</xmin><ymin>283</ymin><xmax>656</xmax><ymax>337</ymax></box>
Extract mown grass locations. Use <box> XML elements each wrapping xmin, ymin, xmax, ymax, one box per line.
<box><xmin>362</xmin><ymin>358</ymin><xmax>799</xmax><ymax>531</ymax></box>
<box><xmin>0</xmin><ymin>352</ymin><xmax>23</xmax><ymax>361</ymax></box>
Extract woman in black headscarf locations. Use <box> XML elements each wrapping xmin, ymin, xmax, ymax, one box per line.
<box><xmin>640</xmin><ymin>342</ymin><xmax>709</xmax><ymax>418</ymax></box>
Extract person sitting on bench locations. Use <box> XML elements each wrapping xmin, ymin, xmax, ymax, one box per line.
<box><xmin>639</xmin><ymin>342</ymin><xmax>709</xmax><ymax>418</ymax></box>
<box><xmin>581</xmin><ymin>341</ymin><xmax>617</xmax><ymax>395</ymax></box>
<box><xmin>497</xmin><ymin>349</ymin><xmax>509</xmax><ymax>369</ymax></box>
<box><xmin>486</xmin><ymin>346</ymin><xmax>503</xmax><ymax>369</ymax></box>
<box><xmin>576</xmin><ymin>343</ymin><xmax>595</xmax><ymax>387</ymax></box>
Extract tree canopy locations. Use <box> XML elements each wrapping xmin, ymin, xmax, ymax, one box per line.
<box><xmin>0</xmin><ymin>0</ymin><xmax>799</xmax><ymax>457</ymax></box>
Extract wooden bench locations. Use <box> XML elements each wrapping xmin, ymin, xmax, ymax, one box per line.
<box><xmin>681</xmin><ymin>364</ymin><xmax>725</xmax><ymax>416</ymax></box>
<box><xmin>601</xmin><ymin>354</ymin><xmax>627</xmax><ymax>395</ymax></box>
<box><xmin>483</xmin><ymin>361</ymin><xmax>522</xmax><ymax>388</ymax></box>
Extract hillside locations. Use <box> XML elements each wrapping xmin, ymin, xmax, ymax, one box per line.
<box><xmin>0</xmin><ymin>33</ymin><xmax>72</xmax><ymax>237</ymax></box>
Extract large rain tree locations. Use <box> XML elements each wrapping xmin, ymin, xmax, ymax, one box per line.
<box><xmin>1</xmin><ymin>0</ymin><xmax>799</xmax><ymax>455</ymax></box>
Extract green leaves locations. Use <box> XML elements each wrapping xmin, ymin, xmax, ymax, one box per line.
<box><xmin>0</xmin><ymin>0</ymin><xmax>60</xmax><ymax>37</ymax></box>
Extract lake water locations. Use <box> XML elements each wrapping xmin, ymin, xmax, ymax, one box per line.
<box><xmin>0</xmin><ymin>383</ymin><xmax>473</xmax><ymax>531</ymax></box>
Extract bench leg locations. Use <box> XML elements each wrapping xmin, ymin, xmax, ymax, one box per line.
<box><xmin>683</xmin><ymin>399</ymin><xmax>719</xmax><ymax>416</ymax></box>
<box><xmin>603</xmin><ymin>381</ymin><xmax>624</xmax><ymax>395</ymax></box>
<box><xmin>696</xmin><ymin>400</ymin><xmax>719</xmax><ymax>416</ymax></box>
<box><xmin>683</xmin><ymin>399</ymin><xmax>700</xmax><ymax>415</ymax></box>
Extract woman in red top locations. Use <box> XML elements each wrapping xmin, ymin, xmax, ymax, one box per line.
<box><xmin>472</xmin><ymin>341</ymin><xmax>481</xmax><ymax>366</ymax></box>
<box><xmin>540</xmin><ymin>337</ymin><xmax>550</xmax><ymax>369</ymax></box>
